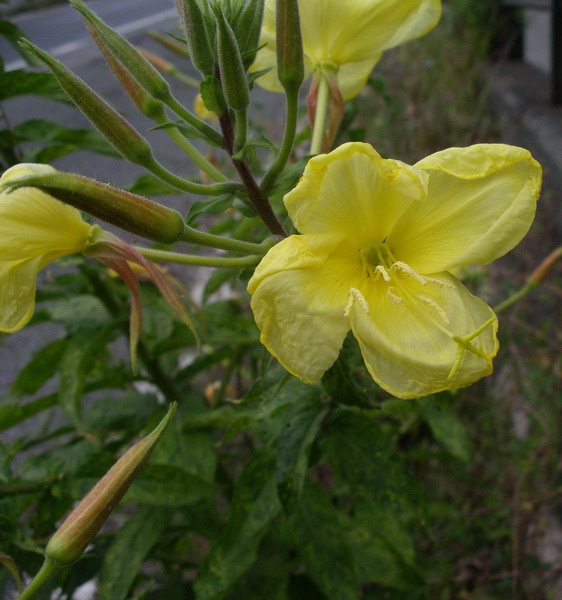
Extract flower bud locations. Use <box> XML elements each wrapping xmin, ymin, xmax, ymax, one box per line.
<box><xmin>19</xmin><ymin>40</ymin><xmax>154</xmax><ymax>167</ymax></box>
<box><xmin>45</xmin><ymin>404</ymin><xmax>177</xmax><ymax>565</ymax></box>
<box><xmin>86</xmin><ymin>25</ymin><xmax>165</xmax><ymax>120</ymax></box>
<box><xmin>214</xmin><ymin>4</ymin><xmax>250</xmax><ymax>111</ymax></box>
<box><xmin>2</xmin><ymin>171</ymin><xmax>185</xmax><ymax>244</ymax></box>
<box><xmin>238</xmin><ymin>0</ymin><xmax>265</xmax><ymax>69</ymax></box>
<box><xmin>179</xmin><ymin>0</ymin><xmax>215</xmax><ymax>77</ymax></box>
<box><xmin>70</xmin><ymin>0</ymin><xmax>172</xmax><ymax>103</ymax></box>
<box><xmin>276</xmin><ymin>0</ymin><xmax>304</xmax><ymax>93</ymax></box>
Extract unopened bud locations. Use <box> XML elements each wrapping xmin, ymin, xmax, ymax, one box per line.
<box><xmin>180</xmin><ymin>0</ymin><xmax>215</xmax><ymax>77</ymax></box>
<box><xmin>70</xmin><ymin>0</ymin><xmax>172</xmax><ymax>103</ymax></box>
<box><xmin>20</xmin><ymin>40</ymin><xmax>154</xmax><ymax>166</ymax></box>
<box><xmin>45</xmin><ymin>404</ymin><xmax>177</xmax><ymax>565</ymax></box>
<box><xmin>276</xmin><ymin>0</ymin><xmax>304</xmax><ymax>93</ymax></box>
<box><xmin>87</xmin><ymin>25</ymin><xmax>165</xmax><ymax>120</ymax></box>
<box><xmin>238</xmin><ymin>0</ymin><xmax>265</xmax><ymax>69</ymax></box>
<box><xmin>214</xmin><ymin>5</ymin><xmax>249</xmax><ymax>111</ymax></box>
<box><xmin>3</xmin><ymin>172</ymin><xmax>185</xmax><ymax>244</ymax></box>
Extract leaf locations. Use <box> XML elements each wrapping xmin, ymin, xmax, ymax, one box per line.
<box><xmin>0</xmin><ymin>394</ymin><xmax>58</xmax><ymax>434</ymax></box>
<box><xmin>0</xmin><ymin>70</ymin><xmax>69</xmax><ymax>102</ymax></box>
<box><xmin>13</xmin><ymin>119</ymin><xmax>119</xmax><ymax>157</ymax></box>
<box><xmin>11</xmin><ymin>339</ymin><xmax>67</xmax><ymax>396</ymax></box>
<box><xmin>422</xmin><ymin>402</ymin><xmax>471</xmax><ymax>462</ymax></box>
<box><xmin>186</xmin><ymin>194</ymin><xmax>236</xmax><ymax>224</ymax></box>
<box><xmin>194</xmin><ymin>449</ymin><xmax>281</xmax><ymax>600</ymax></box>
<box><xmin>58</xmin><ymin>327</ymin><xmax>115</xmax><ymax>424</ymax></box>
<box><xmin>99</xmin><ymin>507</ymin><xmax>170</xmax><ymax>600</ymax></box>
<box><xmin>124</xmin><ymin>464</ymin><xmax>216</xmax><ymax>506</ymax></box>
<box><xmin>47</xmin><ymin>295</ymin><xmax>112</xmax><ymax>332</ymax></box>
<box><xmin>126</xmin><ymin>174</ymin><xmax>182</xmax><ymax>196</ymax></box>
<box><xmin>0</xmin><ymin>551</ymin><xmax>22</xmax><ymax>593</ymax></box>
<box><xmin>319</xmin><ymin>409</ymin><xmax>424</xmax><ymax>513</ymax></box>
<box><xmin>0</xmin><ymin>21</ymin><xmax>38</xmax><ymax>66</ymax></box>
<box><xmin>289</xmin><ymin>484</ymin><xmax>358</xmax><ymax>600</ymax></box>
<box><xmin>275</xmin><ymin>394</ymin><xmax>328</xmax><ymax>509</ymax></box>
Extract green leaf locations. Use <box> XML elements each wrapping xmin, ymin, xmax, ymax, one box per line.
<box><xmin>99</xmin><ymin>507</ymin><xmax>170</xmax><ymax>600</ymax></box>
<box><xmin>11</xmin><ymin>339</ymin><xmax>67</xmax><ymax>396</ymax></box>
<box><xmin>319</xmin><ymin>409</ymin><xmax>424</xmax><ymax>512</ymax></box>
<box><xmin>124</xmin><ymin>464</ymin><xmax>216</xmax><ymax>506</ymax></box>
<box><xmin>194</xmin><ymin>448</ymin><xmax>281</xmax><ymax>600</ymax></box>
<box><xmin>344</xmin><ymin>498</ymin><xmax>423</xmax><ymax>590</ymax></box>
<box><xmin>13</xmin><ymin>119</ymin><xmax>119</xmax><ymax>157</ymax></box>
<box><xmin>47</xmin><ymin>295</ymin><xmax>111</xmax><ymax>332</ymax></box>
<box><xmin>289</xmin><ymin>485</ymin><xmax>358</xmax><ymax>600</ymax></box>
<box><xmin>58</xmin><ymin>327</ymin><xmax>115</xmax><ymax>424</ymax></box>
<box><xmin>0</xmin><ymin>70</ymin><xmax>69</xmax><ymax>102</ymax></box>
<box><xmin>422</xmin><ymin>402</ymin><xmax>471</xmax><ymax>462</ymax></box>
<box><xmin>0</xmin><ymin>394</ymin><xmax>58</xmax><ymax>434</ymax></box>
<box><xmin>126</xmin><ymin>174</ymin><xmax>182</xmax><ymax>196</ymax></box>
<box><xmin>275</xmin><ymin>394</ymin><xmax>328</xmax><ymax>509</ymax></box>
<box><xmin>0</xmin><ymin>21</ymin><xmax>38</xmax><ymax>65</ymax></box>
<box><xmin>186</xmin><ymin>194</ymin><xmax>236</xmax><ymax>224</ymax></box>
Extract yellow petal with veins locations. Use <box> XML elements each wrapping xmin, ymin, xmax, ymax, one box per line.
<box><xmin>248</xmin><ymin>233</ymin><xmax>362</xmax><ymax>383</ymax></box>
<box><xmin>388</xmin><ymin>144</ymin><xmax>542</xmax><ymax>273</ymax></box>
<box><xmin>348</xmin><ymin>271</ymin><xmax>498</xmax><ymax>399</ymax></box>
<box><xmin>284</xmin><ymin>142</ymin><xmax>426</xmax><ymax>247</ymax></box>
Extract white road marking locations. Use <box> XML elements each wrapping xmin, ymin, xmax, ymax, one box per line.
<box><xmin>5</xmin><ymin>7</ymin><xmax>177</xmax><ymax>71</ymax></box>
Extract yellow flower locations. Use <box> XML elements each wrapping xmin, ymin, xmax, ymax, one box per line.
<box><xmin>248</xmin><ymin>143</ymin><xmax>542</xmax><ymax>399</ymax></box>
<box><xmin>254</xmin><ymin>0</ymin><xmax>441</xmax><ymax>100</ymax></box>
<box><xmin>0</xmin><ymin>164</ymin><xmax>93</xmax><ymax>333</ymax></box>
<box><xmin>194</xmin><ymin>93</ymin><xmax>218</xmax><ymax>122</ymax></box>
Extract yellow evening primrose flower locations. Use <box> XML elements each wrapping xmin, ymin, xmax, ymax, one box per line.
<box><xmin>248</xmin><ymin>142</ymin><xmax>542</xmax><ymax>399</ymax></box>
<box><xmin>254</xmin><ymin>0</ymin><xmax>442</xmax><ymax>100</ymax></box>
<box><xmin>0</xmin><ymin>164</ymin><xmax>93</xmax><ymax>333</ymax></box>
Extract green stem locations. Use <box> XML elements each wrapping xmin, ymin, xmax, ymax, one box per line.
<box><xmin>180</xmin><ymin>224</ymin><xmax>274</xmax><ymax>255</ymax></box>
<box><xmin>494</xmin><ymin>246</ymin><xmax>562</xmax><ymax>313</ymax></box>
<box><xmin>164</xmin><ymin>93</ymin><xmax>223</xmax><ymax>146</ymax></box>
<box><xmin>494</xmin><ymin>282</ymin><xmax>538</xmax><ymax>314</ymax></box>
<box><xmin>234</xmin><ymin>108</ymin><xmax>248</xmax><ymax>152</ymax></box>
<box><xmin>171</xmin><ymin>69</ymin><xmax>200</xmax><ymax>88</ymax></box>
<box><xmin>145</xmin><ymin>158</ymin><xmax>239</xmax><ymax>196</ymax></box>
<box><xmin>135</xmin><ymin>247</ymin><xmax>261</xmax><ymax>268</ymax></box>
<box><xmin>261</xmin><ymin>88</ymin><xmax>299</xmax><ymax>195</ymax></box>
<box><xmin>16</xmin><ymin>558</ymin><xmax>61</xmax><ymax>600</ymax></box>
<box><xmin>155</xmin><ymin>113</ymin><xmax>227</xmax><ymax>182</ymax></box>
<box><xmin>310</xmin><ymin>73</ymin><xmax>330</xmax><ymax>155</ymax></box>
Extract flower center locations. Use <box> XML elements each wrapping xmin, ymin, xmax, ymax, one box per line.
<box><xmin>364</xmin><ymin>242</ymin><xmax>396</xmax><ymax>271</ymax></box>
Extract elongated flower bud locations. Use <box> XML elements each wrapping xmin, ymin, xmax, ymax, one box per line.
<box><xmin>20</xmin><ymin>40</ymin><xmax>154</xmax><ymax>167</ymax></box>
<box><xmin>238</xmin><ymin>0</ymin><xmax>265</xmax><ymax>69</ymax></box>
<box><xmin>215</xmin><ymin>5</ymin><xmax>249</xmax><ymax>111</ymax></box>
<box><xmin>180</xmin><ymin>0</ymin><xmax>215</xmax><ymax>77</ymax></box>
<box><xmin>86</xmin><ymin>25</ymin><xmax>165</xmax><ymax>120</ymax></box>
<box><xmin>45</xmin><ymin>404</ymin><xmax>177</xmax><ymax>566</ymax></box>
<box><xmin>2</xmin><ymin>172</ymin><xmax>185</xmax><ymax>244</ymax></box>
<box><xmin>276</xmin><ymin>0</ymin><xmax>304</xmax><ymax>93</ymax></box>
<box><xmin>70</xmin><ymin>0</ymin><xmax>172</xmax><ymax>103</ymax></box>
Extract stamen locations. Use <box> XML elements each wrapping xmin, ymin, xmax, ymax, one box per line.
<box><xmin>416</xmin><ymin>295</ymin><xmax>450</xmax><ymax>323</ymax></box>
<box><xmin>374</xmin><ymin>265</ymin><xmax>391</xmax><ymax>282</ymax></box>
<box><xmin>344</xmin><ymin>287</ymin><xmax>369</xmax><ymax>317</ymax></box>
<box><xmin>387</xmin><ymin>287</ymin><xmax>402</xmax><ymax>304</ymax></box>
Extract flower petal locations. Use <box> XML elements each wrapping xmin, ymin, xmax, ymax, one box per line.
<box><xmin>248</xmin><ymin>234</ymin><xmax>363</xmax><ymax>383</ymax></box>
<box><xmin>387</xmin><ymin>144</ymin><xmax>542</xmax><ymax>273</ymax></box>
<box><xmin>0</xmin><ymin>256</ymin><xmax>43</xmax><ymax>333</ymax></box>
<box><xmin>0</xmin><ymin>164</ymin><xmax>91</xmax><ymax>261</ymax></box>
<box><xmin>300</xmin><ymin>0</ymin><xmax>441</xmax><ymax>66</ymax></box>
<box><xmin>348</xmin><ymin>270</ymin><xmax>498</xmax><ymax>399</ymax></box>
<box><xmin>284</xmin><ymin>142</ymin><xmax>426</xmax><ymax>247</ymax></box>
<box><xmin>337</xmin><ymin>54</ymin><xmax>381</xmax><ymax>100</ymax></box>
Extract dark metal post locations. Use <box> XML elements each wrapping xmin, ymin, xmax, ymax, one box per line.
<box><xmin>553</xmin><ymin>0</ymin><xmax>562</xmax><ymax>104</ymax></box>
